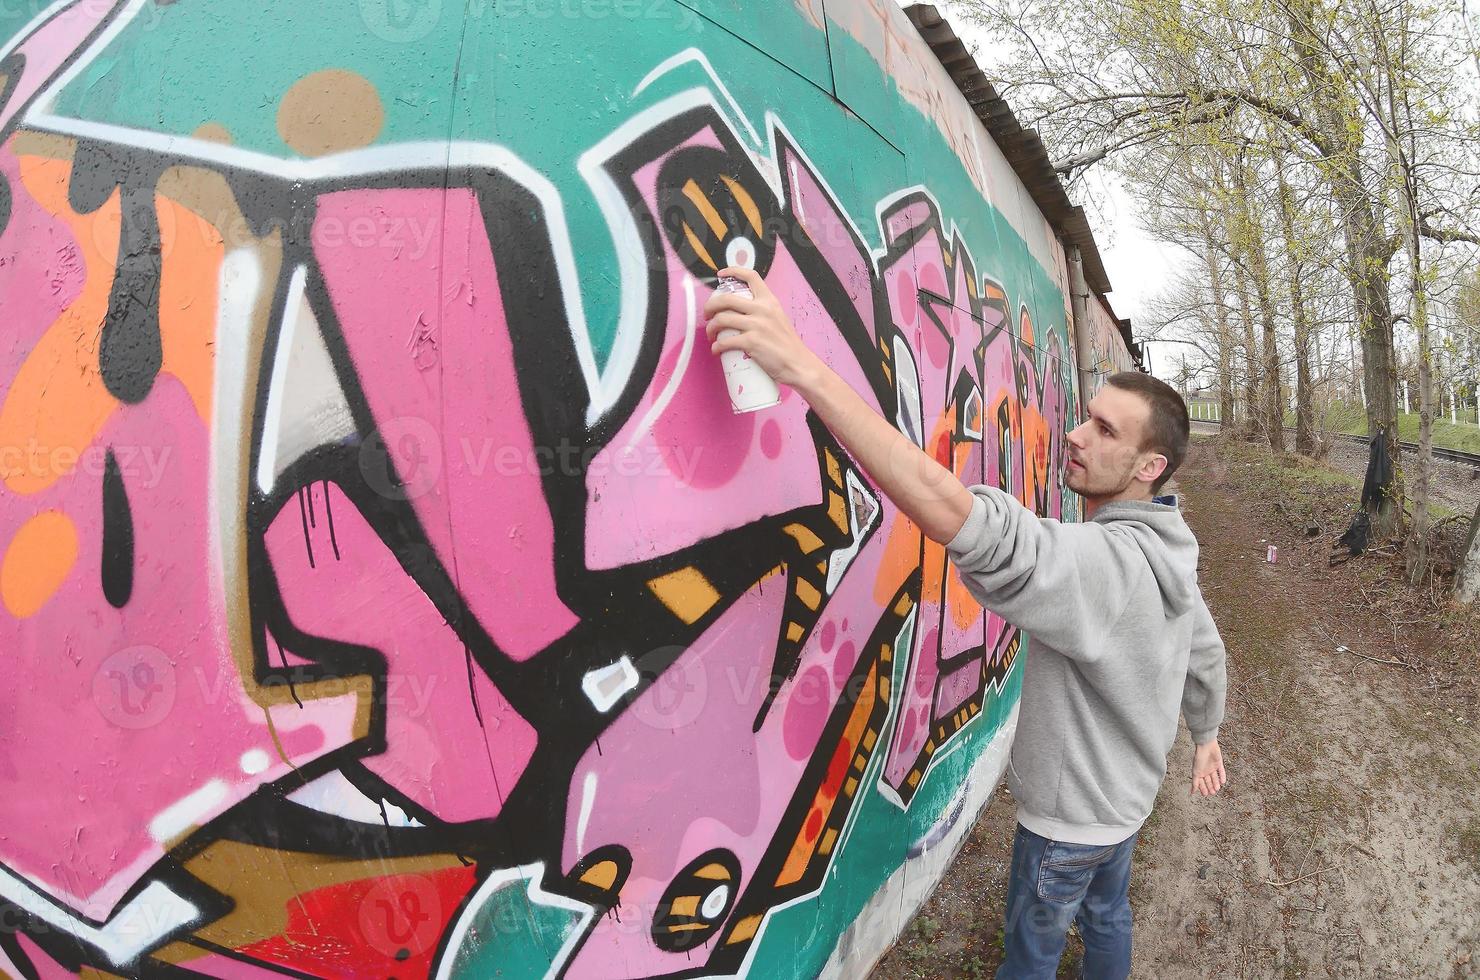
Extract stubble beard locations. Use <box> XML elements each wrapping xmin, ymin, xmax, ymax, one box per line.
<box><xmin>1065</xmin><ymin>459</ymin><xmax>1138</xmax><ymax>503</ymax></box>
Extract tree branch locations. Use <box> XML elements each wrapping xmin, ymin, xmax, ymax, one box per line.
<box><xmin>1419</xmin><ymin>220</ymin><xmax>1480</xmax><ymax>246</ymax></box>
<box><xmin>1048</xmin><ymin>87</ymin><xmax>1333</xmax><ymax>176</ymax></box>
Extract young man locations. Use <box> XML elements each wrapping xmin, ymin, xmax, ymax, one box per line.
<box><xmin>704</xmin><ymin>267</ymin><xmax>1228</xmax><ymax>980</ymax></box>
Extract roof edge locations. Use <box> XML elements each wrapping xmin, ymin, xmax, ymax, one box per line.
<box><xmin>902</xmin><ymin>4</ymin><xmax>1117</xmax><ymax>300</ymax></box>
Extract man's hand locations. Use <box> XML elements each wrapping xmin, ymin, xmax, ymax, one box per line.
<box><xmin>1192</xmin><ymin>739</ymin><xmax>1226</xmax><ymax>796</ymax></box>
<box><xmin>703</xmin><ymin>266</ymin><xmax>824</xmax><ymax>389</ymax></box>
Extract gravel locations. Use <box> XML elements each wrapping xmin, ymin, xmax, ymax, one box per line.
<box><xmin>1319</xmin><ymin>437</ymin><xmax>1480</xmax><ymax>520</ymax></box>
<box><xmin>1189</xmin><ymin>421</ymin><xmax>1480</xmax><ymax>521</ymax></box>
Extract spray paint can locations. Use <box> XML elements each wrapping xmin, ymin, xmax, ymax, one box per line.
<box><xmin>713</xmin><ymin>276</ymin><xmax>781</xmax><ymax>413</ymax></box>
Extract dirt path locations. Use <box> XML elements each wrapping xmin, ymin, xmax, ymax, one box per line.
<box><xmin>872</xmin><ymin>439</ymin><xmax>1480</xmax><ymax>980</ymax></box>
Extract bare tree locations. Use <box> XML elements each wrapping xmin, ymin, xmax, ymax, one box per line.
<box><xmin>962</xmin><ymin>0</ymin><xmax>1479</xmax><ymax>550</ymax></box>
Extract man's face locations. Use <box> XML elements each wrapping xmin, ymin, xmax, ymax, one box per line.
<box><xmin>1064</xmin><ymin>386</ymin><xmax>1163</xmax><ymax>500</ymax></box>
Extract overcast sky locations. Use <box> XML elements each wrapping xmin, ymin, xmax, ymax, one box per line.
<box><xmin>894</xmin><ymin>0</ymin><xmax>1190</xmax><ymax>378</ymax></box>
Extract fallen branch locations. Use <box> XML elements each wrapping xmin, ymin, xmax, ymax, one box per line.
<box><xmin>1309</xmin><ymin>622</ymin><xmax>1415</xmax><ymax>670</ymax></box>
<box><xmin>1286</xmin><ymin>901</ymin><xmax>1327</xmax><ymax>913</ymax></box>
<box><xmin>1263</xmin><ymin>865</ymin><xmax>1339</xmax><ymax>887</ymax></box>
<box><xmin>1335</xmin><ymin>646</ymin><xmax>1415</xmax><ymax>669</ymax></box>
<box><xmin>1337</xmin><ymin>648</ymin><xmax>1414</xmax><ymax>672</ymax></box>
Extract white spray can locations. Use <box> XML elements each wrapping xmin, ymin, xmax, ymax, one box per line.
<box><xmin>713</xmin><ymin>276</ymin><xmax>781</xmax><ymax>413</ymax></box>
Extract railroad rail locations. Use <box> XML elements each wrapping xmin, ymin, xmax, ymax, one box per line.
<box><xmin>1188</xmin><ymin>419</ymin><xmax>1480</xmax><ymax>471</ymax></box>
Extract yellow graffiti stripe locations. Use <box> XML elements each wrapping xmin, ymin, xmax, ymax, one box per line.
<box><xmin>681</xmin><ymin>221</ymin><xmax>719</xmax><ymax>272</ymax></box>
<box><xmin>647</xmin><ymin>566</ymin><xmax>721</xmax><ymax>624</ymax></box>
<box><xmin>720</xmin><ymin>174</ymin><xmax>763</xmax><ymax>236</ymax></box>
<box><xmin>682</xmin><ymin>178</ymin><xmax>728</xmax><ymax>237</ymax></box>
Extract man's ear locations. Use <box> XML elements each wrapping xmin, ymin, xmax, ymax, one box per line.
<box><xmin>1136</xmin><ymin>453</ymin><xmax>1168</xmax><ymax>487</ymax></box>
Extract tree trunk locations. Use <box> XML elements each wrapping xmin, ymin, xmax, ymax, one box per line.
<box><xmin>1274</xmin><ymin>152</ymin><xmax>1316</xmax><ymax>455</ymax></box>
<box><xmin>1379</xmin><ymin>35</ymin><xmax>1434</xmax><ymax>583</ymax></box>
<box><xmin>1287</xmin><ymin>0</ymin><xmax>1402</xmax><ymax>532</ymax></box>
<box><xmin>1254</xmin><ymin>263</ymin><xmax>1284</xmax><ymax>454</ymax></box>
<box><xmin>1458</xmin><ymin>501</ymin><xmax>1480</xmax><ymax>605</ymax></box>
<box><xmin>1351</xmin><ymin>221</ymin><xmax>1401</xmax><ymax>503</ymax></box>
<box><xmin>1201</xmin><ymin>221</ymin><xmax>1237</xmax><ymax>427</ymax></box>
<box><xmin>1210</xmin><ymin>159</ymin><xmax>1263</xmax><ymax>440</ymax></box>
<box><xmin>1230</xmin><ymin>156</ymin><xmax>1285</xmax><ymax>454</ymax></box>
<box><xmin>1407</xmin><ymin>251</ymin><xmax>1433</xmax><ymax>583</ymax></box>
<box><xmin>1294</xmin><ymin>327</ymin><xmax>1314</xmax><ymax>454</ymax></box>
<box><xmin>1230</xmin><ymin>256</ymin><xmax>1263</xmax><ymax>441</ymax></box>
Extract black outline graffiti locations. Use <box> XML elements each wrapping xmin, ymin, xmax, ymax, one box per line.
<box><xmin>0</xmin><ymin>19</ymin><xmax>1087</xmax><ymax>970</ymax></box>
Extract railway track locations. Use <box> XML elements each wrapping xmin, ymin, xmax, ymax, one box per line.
<box><xmin>1189</xmin><ymin>419</ymin><xmax>1480</xmax><ymax>470</ymax></box>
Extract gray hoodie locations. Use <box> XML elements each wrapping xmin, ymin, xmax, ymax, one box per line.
<box><xmin>946</xmin><ymin>486</ymin><xmax>1227</xmax><ymax>845</ymax></box>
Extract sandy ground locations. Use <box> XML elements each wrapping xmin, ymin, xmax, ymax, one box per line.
<box><xmin>871</xmin><ymin>438</ymin><xmax>1480</xmax><ymax>980</ymax></box>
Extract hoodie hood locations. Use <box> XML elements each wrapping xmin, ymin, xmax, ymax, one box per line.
<box><xmin>1090</xmin><ymin>499</ymin><xmax>1200</xmax><ymax>618</ymax></box>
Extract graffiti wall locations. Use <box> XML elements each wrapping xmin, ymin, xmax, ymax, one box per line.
<box><xmin>0</xmin><ymin>1</ymin><xmax>1118</xmax><ymax>977</ymax></box>
<box><xmin>1084</xmin><ymin>292</ymin><xmax>1139</xmax><ymax>395</ymax></box>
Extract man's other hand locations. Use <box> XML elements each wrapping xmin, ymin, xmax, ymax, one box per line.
<box><xmin>1192</xmin><ymin>739</ymin><xmax>1226</xmax><ymax>796</ymax></box>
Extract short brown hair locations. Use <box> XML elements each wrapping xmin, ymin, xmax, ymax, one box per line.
<box><xmin>1105</xmin><ymin>372</ymin><xmax>1189</xmax><ymax>494</ymax></box>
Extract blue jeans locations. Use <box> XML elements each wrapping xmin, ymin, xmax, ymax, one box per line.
<box><xmin>997</xmin><ymin>823</ymin><xmax>1137</xmax><ymax>980</ymax></box>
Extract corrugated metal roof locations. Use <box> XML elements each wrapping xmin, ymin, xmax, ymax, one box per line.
<box><xmin>903</xmin><ymin>4</ymin><xmax>1118</xmax><ymax>303</ymax></box>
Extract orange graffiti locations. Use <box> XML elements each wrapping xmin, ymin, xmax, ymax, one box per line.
<box><xmin>157</xmin><ymin>195</ymin><xmax>224</xmax><ymax>423</ymax></box>
<box><xmin>0</xmin><ymin>154</ymin><xmax>221</xmax><ymax>497</ymax></box>
<box><xmin>0</xmin><ymin>155</ymin><xmax>122</xmax><ymax>496</ymax></box>
<box><xmin>2</xmin><ymin>510</ymin><xmax>78</xmax><ymax>618</ymax></box>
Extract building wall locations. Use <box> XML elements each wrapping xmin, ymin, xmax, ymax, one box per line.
<box><xmin>0</xmin><ymin>1</ymin><xmax>1126</xmax><ymax>976</ymax></box>
<box><xmin>1085</xmin><ymin>293</ymin><xmax>1141</xmax><ymax>395</ymax></box>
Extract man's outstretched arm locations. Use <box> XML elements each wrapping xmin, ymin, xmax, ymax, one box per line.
<box><xmin>704</xmin><ymin>266</ymin><xmax>975</xmax><ymax>545</ymax></box>
<box><xmin>706</xmin><ymin>267</ymin><xmax>1146</xmax><ymax>659</ymax></box>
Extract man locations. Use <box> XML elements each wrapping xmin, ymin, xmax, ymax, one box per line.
<box><xmin>703</xmin><ymin>267</ymin><xmax>1228</xmax><ymax>980</ymax></box>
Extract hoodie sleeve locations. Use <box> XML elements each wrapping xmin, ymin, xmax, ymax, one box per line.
<box><xmin>944</xmin><ymin>485</ymin><xmax>1145</xmax><ymax>662</ymax></box>
<box><xmin>1182</xmin><ymin>591</ymin><xmax>1227</xmax><ymax>744</ymax></box>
